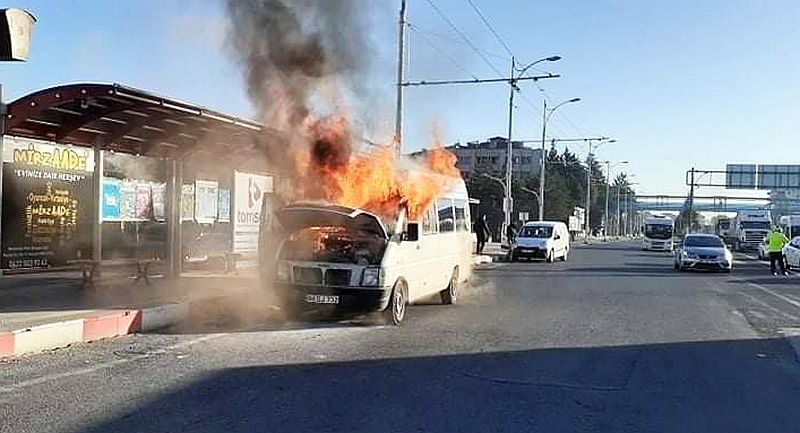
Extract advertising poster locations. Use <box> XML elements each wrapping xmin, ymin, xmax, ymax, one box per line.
<box><xmin>195</xmin><ymin>180</ymin><xmax>218</xmax><ymax>224</ymax></box>
<box><xmin>233</xmin><ymin>171</ymin><xmax>274</xmax><ymax>252</ymax></box>
<box><xmin>1</xmin><ymin>137</ymin><xmax>94</xmax><ymax>270</ymax></box>
<box><xmin>119</xmin><ymin>180</ymin><xmax>137</xmax><ymax>221</ymax></box>
<box><xmin>218</xmin><ymin>188</ymin><xmax>231</xmax><ymax>223</ymax></box>
<box><xmin>181</xmin><ymin>184</ymin><xmax>195</xmax><ymax>221</ymax></box>
<box><xmin>135</xmin><ymin>183</ymin><xmax>152</xmax><ymax>220</ymax></box>
<box><xmin>151</xmin><ymin>182</ymin><xmax>166</xmax><ymax>221</ymax></box>
<box><xmin>102</xmin><ymin>178</ymin><xmax>121</xmax><ymax>221</ymax></box>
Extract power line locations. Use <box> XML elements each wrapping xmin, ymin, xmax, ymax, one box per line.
<box><xmin>466</xmin><ymin>0</ymin><xmax>514</xmax><ymax>58</ymax></box>
<box><xmin>406</xmin><ymin>22</ymin><xmax>511</xmax><ymax>62</ymax></box>
<box><xmin>407</xmin><ymin>25</ymin><xmax>479</xmax><ymax>80</ymax></box>
<box><xmin>517</xmin><ymin>91</ymin><xmax>572</xmax><ymax>139</ymax></box>
<box><xmin>534</xmin><ymin>81</ymin><xmax>591</xmax><ymax>137</ymax></box>
<box><xmin>422</xmin><ymin>0</ymin><xmax>505</xmax><ymax>77</ymax></box>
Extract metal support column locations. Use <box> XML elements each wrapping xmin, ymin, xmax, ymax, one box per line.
<box><xmin>92</xmin><ymin>143</ymin><xmax>103</xmax><ymax>268</ymax></box>
<box><xmin>167</xmin><ymin>161</ymin><xmax>183</xmax><ymax>277</ymax></box>
<box><xmin>165</xmin><ymin>159</ymin><xmax>180</xmax><ymax>277</ymax></box>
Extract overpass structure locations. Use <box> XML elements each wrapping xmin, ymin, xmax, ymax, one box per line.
<box><xmin>634</xmin><ymin>195</ymin><xmax>800</xmax><ymax>213</ymax></box>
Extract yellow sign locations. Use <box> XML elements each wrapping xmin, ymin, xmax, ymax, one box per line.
<box><xmin>24</xmin><ymin>183</ymin><xmax>79</xmax><ymax>243</ymax></box>
<box><xmin>13</xmin><ymin>144</ymin><xmax>88</xmax><ymax>172</ymax></box>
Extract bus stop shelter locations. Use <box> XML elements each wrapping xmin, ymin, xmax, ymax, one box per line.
<box><xmin>0</xmin><ymin>83</ymin><xmax>280</xmax><ymax>279</ymax></box>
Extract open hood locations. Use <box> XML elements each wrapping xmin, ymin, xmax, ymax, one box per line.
<box><xmin>277</xmin><ymin>203</ymin><xmax>389</xmax><ymax>239</ymax></box>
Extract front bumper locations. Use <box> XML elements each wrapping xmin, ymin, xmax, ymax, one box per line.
<box><xmin>513</xmin><ymin>247</ymin><xmax>547</xmax><ymax>258</ymax></box>
<box><xmin>645</xmin><ymin>240</ymin><xmax>672</xmax><ymax>250</ymax></box>
<box><xmin>276</xmin><ymin>283</ymin><xmax>392</xmax><ymax>313</ymax></box>
<box><xmin>680</xmin><ymin>258</ymin><xmax>731</xmax><ymax>270</ymax></box>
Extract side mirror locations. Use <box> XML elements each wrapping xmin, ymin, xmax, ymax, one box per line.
<box><xmin>554</xmin><ymin>234</ymin><xmax>561</xmax><ymax>240</ymax></box>
<box><xmin>405</xmin><ymin>222</ymin><xmax>420</xmax><ymax>242</ymax></box>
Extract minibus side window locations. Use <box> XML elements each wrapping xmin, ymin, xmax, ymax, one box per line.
<box><xmin>437</xmin><ymin>198</ymin><xmax>455</xmax><ymax>233</ymax></box>
<box><xmin>453</xmin><ymin>199</ymin><xmax>468</xmax><ymax>232</ymax></box>
<box><xmin>422</xmin><ymin>205</ymin><xmax>438</xmax><ymax>234</ymax></box>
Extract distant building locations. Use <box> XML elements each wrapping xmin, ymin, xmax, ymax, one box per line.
<box><xmin>412</xmin><ymin>136</ymin><xmax>542</xmax><ymax>180</ymax></box>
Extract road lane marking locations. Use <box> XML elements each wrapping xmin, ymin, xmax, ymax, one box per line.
<box><xmin>0</xmin><ymin>334</ymin><xmax>220</xmax><ymax>395</ymax></box>
<box><xmin>747</xmin><ymin>282</ymin><xmax>800</xmax><ymax>310</ymax></box>
<box><xmin>739</xmin><ymin>291</ymin><xmax>800</xmax><ymax>321</ymax></box>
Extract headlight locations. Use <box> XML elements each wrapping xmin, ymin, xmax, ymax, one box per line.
<box><xmin>276</xmin><ymin>262</ymin><xmax>291</xmax><ymax>281</ymax></box>
<box><xmin>361</xmin><ymin>267</ymin><xmax>384</xmax><ymax>287</ymax></box>
<box><xmin>682</xmin><ymin>250</ymin><xmax>698</xmax><ymax>259</ymax></box>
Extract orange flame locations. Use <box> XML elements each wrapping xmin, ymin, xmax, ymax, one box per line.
<box><xmin>291</xmin><ymin>114</ymin><xmax>460</xmax><ymax>220</ymax></box>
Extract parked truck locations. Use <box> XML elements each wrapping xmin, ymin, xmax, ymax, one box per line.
<box><xmin>715</xmin><ymin>216</ymin><xmax>738</xmax><ymax>246</ymax></box>
<box><xmin>733</xmin><ymin>210</ymin><xmax>771</xmax><ymax>252</ymax></box>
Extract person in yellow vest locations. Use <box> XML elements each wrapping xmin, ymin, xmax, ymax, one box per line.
<box><xmin>766</xmin><ymin>226</ymin><xmax>790</xmax><ymax>276</ymax></box>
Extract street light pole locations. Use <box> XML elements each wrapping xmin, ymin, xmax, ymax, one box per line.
<box><xmin>603</xmin><ymin>160</ymin><xmax>628</xmax><ymax>241</ymax></box>
<box><xmin>539</xmin><ymin>97</ymin><xmax>580</xmax><ymax>221</ymax></box>
<box><xmin>520</xmin><ymin>186</ymin><xmax>540</xmax><ymax>215</ymax></box>
<box><xmin>582</xmin><ymin>138</ymin><xmax>614</xmax><ymax>242</ymax></box>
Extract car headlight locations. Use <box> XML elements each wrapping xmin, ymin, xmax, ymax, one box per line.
<box><xmin>276</xmin><ymin>262</ymin><xmax>291</xmax><ymax>282</ymax></box>
<box><xmin>682</xmin><ymin>251</ymin><xmax>698</xmax><ymax>259</ymax></box>
<box><xmin>361</xmin><ymin>267</ymin><xmax>384</xmax><ymax>287</ymax></box>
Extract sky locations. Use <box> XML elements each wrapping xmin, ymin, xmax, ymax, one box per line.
<box><xmin>1</xmin><ymin>0</ymin><xmax>799</xmax><ymax>197</ymax></box>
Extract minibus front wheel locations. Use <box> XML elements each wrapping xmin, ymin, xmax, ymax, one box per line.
<box><xmin>383</xmin><ymin>279</ymin><xmax>408</xmax><ymax>325</ymax></box>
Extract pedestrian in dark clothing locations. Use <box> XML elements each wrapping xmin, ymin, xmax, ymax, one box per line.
<box><xmin>474</xmin><ymin>215</ymin><xmax>490</xmax><ymax>253</ymax></box>
<box><xmin>506</xmin><ymin>222</ymin><xmax>517</xmax><ymax>245</ymax></box>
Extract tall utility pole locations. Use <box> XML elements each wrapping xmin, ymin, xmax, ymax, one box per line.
<box><xmin>394</xmin><ymin>0</ymin><xmax>407</xmax><ymax>155</ymax></box>
<box><xmin>616</xmin><ymin>187</ymin><xmax>622</xmax><ymax>236</ymax></box>
<box><xmin>501</xmin><ymin>55</ymin><xmax>561</xmax><ymax>241</ymax></box>
<box><xmin>585</xmin><ymin>149</ymin><xmax>593</xmax><ymax>241</ymax></box>
<box><xmin>539</xmin><ymin>99</ymin><xmax>547</xmax><ymax>221</ymax></box>
<box><xmin>687</xmin><ymin>167</ymin><xmax>696</xmax><ymax>234</ymax></box>
<box><xmin>504</xmin><ymin>57</ymin><xmax>515</xmax><ymax>239</ymax></box>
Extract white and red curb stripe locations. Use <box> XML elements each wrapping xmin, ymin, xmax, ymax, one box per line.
<box><xmin>0</xmin><ymin>301</ymin><xmax>194</xmax><ymax>358</ymax></box>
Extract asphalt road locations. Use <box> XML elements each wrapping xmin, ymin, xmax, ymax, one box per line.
<box><xmin>3</xmin><ymin>241</ymin><xmax>800</xmax><ymax>433</ymax></box>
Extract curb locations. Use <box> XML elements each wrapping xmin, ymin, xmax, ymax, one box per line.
<box><xmin>1</xmin><ymin>297</ymin><xmax>212</xmax><ymax>359</ymax></box>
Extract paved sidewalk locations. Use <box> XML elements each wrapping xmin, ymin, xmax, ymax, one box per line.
<box><xmin>1</xmin><ymin>265</ymin><xmax>266</xmax><ymax>357</ymax></box>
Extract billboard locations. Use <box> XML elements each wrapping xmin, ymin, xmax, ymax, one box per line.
<box><xmin>1</xmin><ymin>137</ymin><xmax>94</xmax><ymax>270</ymax></box>
<box><xmin>725</xmin><ymin>164</ymin><xmax>757</xmax><ymax>189</ymax></box>
<box><xmin>757</xmin><ymin>165</ymin><xmax>800</xmax><ymax>190</ymax></box>
<box><xmin>233</xmin><ymin>171</ymin><xmax>273</xmax><ymax>252</ymax></box>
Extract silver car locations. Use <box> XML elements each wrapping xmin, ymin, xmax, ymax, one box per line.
<box><xmin>674</xmin><ymin>234</ymin><xmax>733</xmax><ymax>272</ymax></box>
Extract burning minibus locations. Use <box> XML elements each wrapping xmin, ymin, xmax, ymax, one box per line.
<box><xmin>260</xmin><ymin>179</ymin><xmax>473</xmax><ymax>325</ymax></box>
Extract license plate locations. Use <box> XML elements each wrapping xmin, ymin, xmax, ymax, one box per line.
<box><xmin>305</xmin><ymin>294</ymin><xmax>339</xmax><ymax>304</ymax></box>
